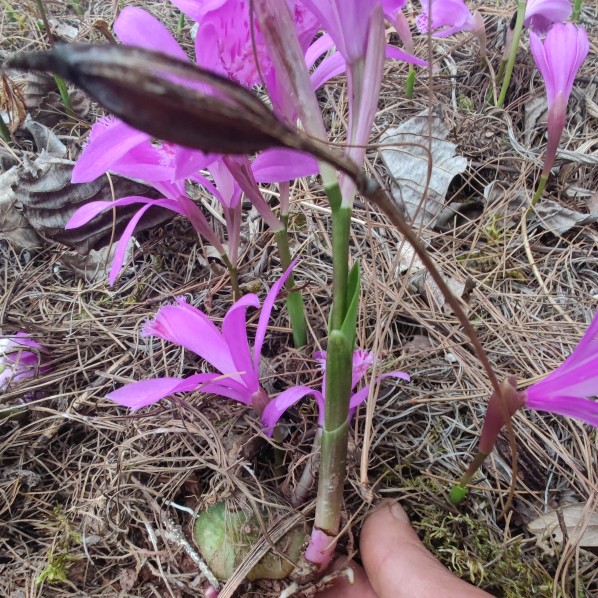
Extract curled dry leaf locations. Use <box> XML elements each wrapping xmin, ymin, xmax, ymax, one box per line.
<box><xmin>484</xmin><ymin>181</ymin><xmax>598</xmax><ymax>236</ymax></box>
<box><xmin>528</xmin><ymin>503</ymin><xmax>598</xmax><ymax>548</ymax></box>
<box><xmin>1</xmin><ymin>73</ymin><xmax>26</xmax><ymax>133</ymax></box>
<box><xmin>379</xmin><ymin>109</ymin><xmax>468</xmax><ymax>227</ymax></box>
<box><xmin>0</xmin><ymin>121</ymin><xmax>172</xmax><ymax>254</ymax></box>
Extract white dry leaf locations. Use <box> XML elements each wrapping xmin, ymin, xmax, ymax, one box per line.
<box><xmin>523</xmin><ymin>95</ymin><xmax>548</xmax><ymax>145</ymax></box>
<box><xmin>379</xmin><ymin>109</ymin><xmax>468</xmax><ymax>227</ymax></box>
<box><xmin>528</xmin><ymin>503</ymin><xmax>598</xmax><ymax>548</ymax></box>
<box><xmin>48</xmin><ymin>19</ymin><xmax>79</xmax><ymax>42</ymax></box>
<box><xmin>483</xmin><ymin>181</ymin><xmax>598</xmax><ymax>236</ymax></box>
<box><xmin>395</xmin><ymin>237</ymin><xmax>467</xmax><ymax>314</ymax></box>
<box><xmin>533</xmin><ymin>200</ymin><xmax>598</xmax><ymax>235</ymax></box>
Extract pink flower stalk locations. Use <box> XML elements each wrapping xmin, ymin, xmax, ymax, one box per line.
<box><xmin>261</xmin><ymin>349</ymin><xmax>409</xmax><ymax>435</ymax></box>
<box><xmin>529</xmin><ymin>23</ymin><xmax>589</xmax><ymax>177</ymax></box>
<box><xmin>106</xmin><ymin>262</ymin><xmax>296</xmax><ymax>413</ymax></box>
<box><xmin>524</xmin><ymin>0</ymin><xmax>572</xmax><ymax>34</ymax></box>
<box><xmin>478</xmin><ymin>313</ymin><xmax>598</xmax><ymax>455</ymax></box>
<box><xmin>0</xmin><ymin>333</ymin><xmax>50</xmax><ymax>392</ymax></box>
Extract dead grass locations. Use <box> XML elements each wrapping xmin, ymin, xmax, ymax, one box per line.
<box><xmin>1</xmin><ymin>1</ymin><xmax>597</xmax><ymax>597</ymax></box>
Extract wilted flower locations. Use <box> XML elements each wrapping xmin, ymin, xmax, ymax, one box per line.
<box><xmin>530</xmin><ymin>22</ymin><xmax>589</xmax><ymax>177</ymax></box>
<box><xmin>0</xmin><ymin>333</ymin><xmax>49</xmax><ymax>393</ymax></box>
<box><xmin>106</xmin><ymin>262</ymin><xmax>296</xmax><ymax>413</ymax></box>
<box><xmin>261</xmin><ymin>349</ymin><xmax>409</xmax><ymax>435</ymax></box>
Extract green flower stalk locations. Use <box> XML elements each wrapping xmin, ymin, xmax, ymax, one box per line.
<box><xmin>497</xmin><ymin>0</ymin><xmax>527</xmax><ymax>108</ymax></box>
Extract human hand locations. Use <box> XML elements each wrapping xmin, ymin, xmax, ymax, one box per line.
<box><xmin>317</xmin><ymin>502</ymin><xmax>493</xmax><ymax>598</ymax></box>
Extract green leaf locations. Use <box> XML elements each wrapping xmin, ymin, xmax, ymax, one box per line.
<box><xmin>340</xmin><ymin>261</ymin><xmax>360</xmax><ymax>349</ymax></box>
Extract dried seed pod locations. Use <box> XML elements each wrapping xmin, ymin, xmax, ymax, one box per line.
<box><xmin>4</xmin><ymin>43</ymin><xmax>361</xmax><ymax>181</ymax></box>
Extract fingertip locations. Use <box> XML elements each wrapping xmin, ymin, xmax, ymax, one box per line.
<box><xmin>360</xmin><ymin>502</ymin><xmax>492</xmax><ymax>598</ymax></box>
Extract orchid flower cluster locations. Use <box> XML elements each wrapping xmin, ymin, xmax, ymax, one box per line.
<box><xmin>5</xmin><ymin>0</ymin><xmax>597</xmax><ymax>586</ymax></box>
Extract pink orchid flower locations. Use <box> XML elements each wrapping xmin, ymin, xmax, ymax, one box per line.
<box><xmin>68</xmin><ymin>7</ymin><xmax>319</xmax><ymax>283</ymax></box>
<box><xmin>529</xmin><ymin>23</ymin><xmax>589</xmax><ymax>177</ymax></box>
<box><xmin>416</xmin><ymin>0</ymin><xmax>485</xmax><ymax>40</ymax></box>
<box><xmin>524</xmin><ymin>0</ymin><xmax>572</xmax><ymax>34</ymax></box>
<box><xmin>261</xmin><ymin>349</ymin><xmax>409</xmax><ymax>435</ymax></box>
<box><xmin>106</xmin><ymin>262</ymin><xmax>296</xmax><ymax>413</ymax></box>
<box><xmin>297</xmin><ymin>0</ymin><xmax>425</xmax><ymax>206</ymax></box>
<box><xmin>0</xmin><ymin>332</ymin><xmax>50</xmax><ymax>392</ymax></box>
<box><xmin>478</xmin><ymin>312</ymin><xmax>598</xmax><ymax>455</ymax></box>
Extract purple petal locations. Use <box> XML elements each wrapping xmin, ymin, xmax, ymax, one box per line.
<box><xmin>253</xmin><ymin>259</ymin><xmax>298</xmax><ymax>371</ymax></box>
<box><xmin>261</xmin><ymin>385</ymin><xmax>323</xmax><ymax>436</ymax></box>
<box><xmin>252</xmin><ymin>149</ymin><xmax>319</xmax><ymax>183</ymax></box>
<box><xmin>305</xmin><ymin>33</ymin><xmax>335</xmax><ymax>69</ymax></box>
<box><xmin>221</xmin><ymin>294</ymin><xmax>261</xmax><ymax>392</ymax></box>
<box><xmin>524</xmin><ymin>0</ymin><xmax>572</xmax><ymax>34</ymax></box>
<box><xmin>350</xmin><ymin>350</ymin><xmax>375</xmax><ymax>388</ymax></box>
<box><xmin>310</xmin><ymin>52</ymin><xmax>347</xmax><ymax>90</ymax></box>
<box><xmin>143</xmin><ymin>298</ymin><xmax>238</xmax><ymax>378</ymax></box>
<box><xmin>72</xmin><ymin>119</ymin><xmax>150</xmax><ymax>183</ymax></box>
<box><xmin>168</xmin><ymin>0</ymin><xmax>223</xmax><ymax>22</ymax></box>
<box><xmin>348</xmin><ymin>371</ymin><xmax>410</xmax><ymax>416</ymax></box>
<box><xmin>386</xmin><ymin>45</ymin><xmax>427</xmax><ymax>67</ymax></box>
<box><xmin>106</xmin><ymin>373</ymin><xmax>220</xmax><ymax>410</ymax></box>
<box><xmin>526</xmin><ymin>395</ymin><xmax>598</xmax><ymax>428</ymax></box>
<box><xmin>66</xmin><ymin>196</ymin><xmax>176</xmax><ymax>230</ymax></box>
<box><xmin>108</xmin><ymin>203</ymin><xmax>153</xmax><ymax>285</ymax></box>
<box><xmin>115</xmin><ymin>7</ymin><xmax>189</xmax><ymax>62</ymax></box>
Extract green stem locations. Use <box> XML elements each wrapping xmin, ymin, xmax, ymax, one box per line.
<box><xmin>496</xmin><ymin>1</ymin><xmax>527</xmax><ymax>108</ymax></box>
<box><xmin>311</xmin><ymin>175</ymin><xmax>355</xmax><ymax>539</ymax></box>
<box><xmin>405</xmin><ymin>65</ymin><xmax>416</xmax><ymax>99</ymax></box>
<box><xmin>330</xmin><ymin>207</ymin><xmax>351</xmax><ymax>331</ymax></box>
<box><xmin>487</xmin><ymin>59</ymin><xmax>507</xmax><ymax>104</ymax></box>
<box><xmin>274</xmin><ymin>227</ymin><xmax>307</xmax><ymax>348</ymax></box>
<box><xmin>0</xmin><ymin>117</ymin><xmax>11</xmax><ymax>143</ymax></box>
<box><xmin>530</xmin><ymin>174</ymin><xmax>548</xmax><ymax>208</ymax></box>
<box><xmin>522</xmin><ymin>174</ymin><xmax>549</xmax><ymax>224</ymax></box>
<box><xmin>221</xmin><ymin>254</ymin><xmax>241</xmax><ymax>301</ymax></box>
<box><xmin>314</xmin><ymin>330</ymin><xmax>353</xmax><ymax>534</ymax></box>
<box><xmin>449</xmin><ymin>451</ymin><xmax>489</xmax><ymax>504</ymax></box>
<box><xmin>572</xmin><ymin>0</ymin><xmax>583</xmax><ymax>22</ymax></box>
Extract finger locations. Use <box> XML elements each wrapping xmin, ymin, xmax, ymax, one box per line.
<box><xmin>361</xmin><ymin>502</ymin><xmax>493</xmax><ymax>598</ymax></box>
<box><xmin>316</xmin><ymin>558</ymin><xmax>377</xmax><ymax>598</ymax></box>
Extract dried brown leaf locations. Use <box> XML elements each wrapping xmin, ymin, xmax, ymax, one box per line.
<box><xmin>1</xmin><ymin>73</ymin><xmax>26</xmax><ymax>133</ymax></box>
<box><xmin>0</xmin><ymin>121</ymin><xmax>172</xmax><ymax>254</ymax></box>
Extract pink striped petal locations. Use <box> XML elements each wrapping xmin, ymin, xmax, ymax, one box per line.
<box><xmin>261</xmin><ymin>385</ymin><xmax>323</xmax><ymax>436</ymax></box>
<box><xmin>115</xmin><ymin>7</ymin><xmax>189</xmax><ymax>62</ymax></box>
<box><xmin>143</xmin><ymin>299</ymin><xmax>238</xmax><ymax>378</ymax></box>
<box><xmin>221</xmin><ymin>294</ymin><xmax>261</xmax><ymax>392</ymax></box>
<box><xmin>106</xmin><ymin>374</ymin><xmax>218</xmax><ymax>410</ymax></box>
<box><xmin>253</xmin><ymin>259</ymin><xmax>298</xmax><ymax>371</ymax></box>
<box><xmin>72</xmin><ymin>119</ymin><xmax>149</xmax><ymax>183</ymax></box>
<box><xmin>252</xmin><ymin>149</ymin><xmax>319</xmax><ymax>183</ymax></box>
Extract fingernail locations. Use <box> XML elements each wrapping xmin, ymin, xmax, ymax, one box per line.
<box><xmin>390</xmin><ymin>501</ymin><xmax>410</xmax><ymax>524</ymax></box>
